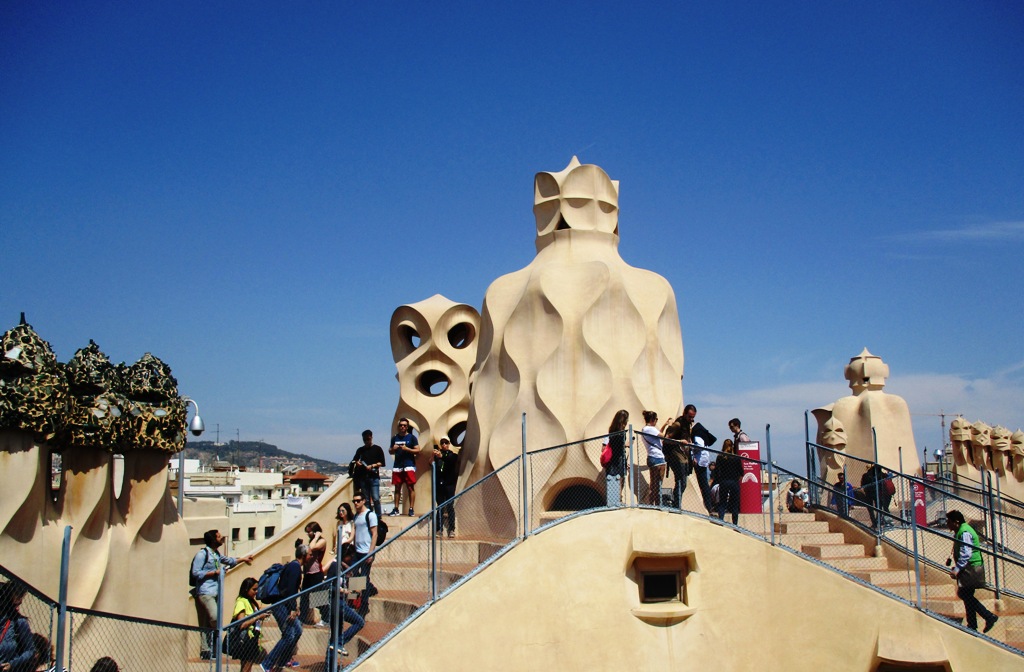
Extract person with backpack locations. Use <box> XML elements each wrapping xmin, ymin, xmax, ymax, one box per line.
<box><xmin>946</xmin><ymin>509</ymin><xmax>998</xmax><ymax>634</ymax></box>
<box><xmin>262</xmin><ymin>545</ymin><xmax>305</xmax><ymax>672</ymax></box>
<box><xmin>604</xmin><ymin>410</ymin><xmax>629</xmax><ymax>507</ymax></box>
<box><xmin>854</xmin><ymin>463</ymin><xmax>893</xmax><ymax>528</ymax></box>
<box><xmin>0</xmin><ymin>580</ymin><xmax>33</xmax><ymax>672</ymax></box>
<box><xmin>190</xmin><ymin>530</ymin><xmax>254</xmax><ymax>660</ymax></box>
<box><xmin>351</xmin><ymin>430</ymin><xmax>386</xmax><ymax>519</ymax></box>
<box><xmin>351</xmin><ymin>495</ymin><xmax>378</xmax><ymax>578</ymax></box>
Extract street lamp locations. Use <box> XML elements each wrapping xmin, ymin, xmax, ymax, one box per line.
<box><xmin>178</xmin><ymin>396</ymin><xmax>205</xmax><ymax>518</ymax></box>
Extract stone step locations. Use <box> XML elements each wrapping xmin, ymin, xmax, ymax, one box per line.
<box><xmin>850</xmin><ymin>568</ymin><xmax>914</xmax><ymax>585</ymax></box>
<box><xmin>369</xmin><ymin>562</ymin><xmax>475</xmax><ymax>593</ymax></box>
<box><xmin>776</xmin><ymin>532</ymin><xmax>846</xmax><ymax>550</ymax></box>
<box><xmin>829</xmin><ymin>555</ymin><xmax>890</xmax><ymax>571</ymax></box>
<box><xmin>803</xmin><ymin>543</ymin><xmax>869</xmax><ymax>560</ymax></box>
<box><xmin>377</xmin><ymin>537</ymin><xmax>485</xmax><ymax>564</ymax></box>
<box><xmin>879</xmin><ymin>582</ymin><xmax>958</xmax><ymax>600</ymax></box>
<box><xmin>921</xmin><ymin>595</ymin><xmax>1007</xmax><ymax>620</ymax></box>
<box><xmin>775</xmin><ymin>520</ymin><xmax>830</xmax><ymax>534</ymax></box>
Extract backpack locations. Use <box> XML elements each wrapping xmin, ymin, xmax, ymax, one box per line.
<box><xmin>376</xmin><ymin>517</ymin><xmax>388</xmax><ymax>546</ymax></box>
<box><xmin>256</xmin><ymin>563</ymin><xmax>286</xmax><ymax>602</ymax></box>
<box><xmin>188</xmin><ymin>548</ymin><xmax>210</xmax><ymax>588</ymax></box>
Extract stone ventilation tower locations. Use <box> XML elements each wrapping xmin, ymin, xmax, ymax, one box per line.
<box><xmin>812</xmin><ymin>348</ymin><xmax>919</xmax><ymax>484</ymax></box>
<box><xmin>389</xmin><ymin>295</ymin><xmax>480</xmax><ymax>512</ymax></box>
<box><xmin>0</xmin><ymin>317</ymin><xmax>190</xmax><ymax>622</ymax></box>
<box><xmin>459</xmin><ymin>157</ymin><xmax>684</xmax><ymax>526</ymax></box>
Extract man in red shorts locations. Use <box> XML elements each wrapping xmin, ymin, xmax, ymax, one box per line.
<box><xmin>389</xmin><ymin>417</ymin><xmax>421</xmax><ymax>516</ymax></box>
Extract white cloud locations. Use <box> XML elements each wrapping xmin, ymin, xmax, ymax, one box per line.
<box><xmin>886</xmin><ymin>221</ymin><xmax>1024</xmax><ymax>245</ymax></box>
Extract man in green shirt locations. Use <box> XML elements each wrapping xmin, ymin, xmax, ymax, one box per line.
<box><xmin>945</xmin><ymin>510</ymin><xmax>998</xmax><ymax>634</ymax></box>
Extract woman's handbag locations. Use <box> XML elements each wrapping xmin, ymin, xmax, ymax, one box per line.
<box><xmin>600</xmin><ymin>443</ymin><xmax>612</xmax><ymax>468</ymax></box>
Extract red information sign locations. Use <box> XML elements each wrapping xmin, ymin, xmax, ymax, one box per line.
<box><xmin>737</xmin><ymin>442</ymin><xmax>762</xmax><ymax>514</ymax></box>
<box><xmin>912</xmin><ymin>480</ymin><xmax>928</xmax><ymax>527</ymax></box>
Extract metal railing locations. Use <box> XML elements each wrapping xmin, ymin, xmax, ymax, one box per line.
<box><xmin>4</xmin><ymin>420</ymin><xmax>1022</xmax><ymax>672</ymax></box>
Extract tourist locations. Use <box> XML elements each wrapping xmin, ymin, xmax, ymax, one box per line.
<box><xmin>322</xmin><ymin>558</ymin><xmax>365</xmax><ymax>667</ymax></box>
<box><xmin>604</xmin><ymin>410</ymin><xmax>630</xmax><ymax>507</ymax></box>
<box><xmin>351</xmin><ymin>495</ymin><xmax>378</xmax><ymax>579</ymax></box>
<box><xmin>729</xmin><ymin>418</ymin><xmax>751</xmax><ymax>445</ymax></box>
<box><xmin>301</xmin><ymin>522</ymin><xmax>327</xmax><ymax>626</ymax></box>
<box><xmin>830</xmin><ymin>472</ymin><xmax>855</xmax><ymax>516</ymax></box>
<box><xmin>333</xmin><ymin>503</ymin><xmax>355</xmax><ymax>555</ymax></box>
<box><xmin>663</xmin><ymin>419</ymin><xmax>690</xmax><ymax>509</ymax></box>
<box><xmin>678</xmin><ymin>405</ymin><xmax>717</xmax><ymax>514</ymax></box>
<box><xmin>388</xmin><ymin>418</ymin><xmax>421</xmax><ymax>517</ymax></box>
<box><xmin>432</xmin><ymin>437</ymin><xmax>459</xmax><ymax>538</ymax></box>
<box><xmin>945</xmin><ymin>510</ymin><xmax>998</xmax><ymax>633</ymax></box>
<box><xmin>88</xmin><ymin>659</ymin><xmax>119</xmax><ymax>672</ymax></box>
<box><xmin>29</xmin><ymin>635</ymin><xmax>50</xmax><ymax>672</ymax></box>
<box><xmin>351</xmin><ymin>430</ymin><xmax>386</xmax><ymax>518</ymax></box>
<box><xmin>854</xmin><ymin>463</ymin><xmax>892</xmax><ymax>528</ymax></box>
<box><xmin>262</xmin><ymin>546</ymin><xmax>305</xmax><ymax>672</ymax></box>
<box><xmin>714</xmin><ymin>439</ymin><xmax>743</xmax><ymax>524</ymax></box>
<box><xmin>228</xmin><ymin>578</ymin><xmax>269</xmax><ymax>672</ymax></box>
<box><xmin>190</xmin><ymin>530</ymin><xmax>254</xmax><ymax>660</ymax></box>
<box><xmin>786</xmin><ymin>479</ymin><xmax>809</xmax><ymax>513</ymax></box>
<box><xmin>0</xmin><ymin>580</ymin><xmax>32</xmax><ymax>672</ymax></box>
<box><xmin>640</xmin><ymin>411</ymin><xmax>668</xmax><ymax>506</ymax></box>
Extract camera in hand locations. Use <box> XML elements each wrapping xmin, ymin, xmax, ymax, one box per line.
<box><xmin>945</xmin><ymin>557</ymin><xmax>952</xmax><ymax>567</ymax></box>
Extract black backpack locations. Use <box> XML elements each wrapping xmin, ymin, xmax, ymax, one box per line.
<box><xmin>376</xmin><ymin>517</ymin><xmax>388</xmax><ymax>546</ymax></box>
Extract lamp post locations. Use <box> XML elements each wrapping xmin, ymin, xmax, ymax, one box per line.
<box><xmin>178</xmin><ymin>396</ymin><xmax>205</xmax><ymax>518</ymax></box>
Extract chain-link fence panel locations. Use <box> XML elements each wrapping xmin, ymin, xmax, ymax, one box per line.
<box><xmin>0</xmin><ymin>566</ymin><xmax>57</xmax><ymax>672</ymax></box>
<box><xmin>66</xmin><ymin>607</ymin><xmax>211</xmax><ymax>672</ymax></box>
<box><xmin>434</xmin><ymin>457</ymin><xmax>522</xmax><ymax>599</ymax></box>
<box><xmin>526</xmin><ymin>434</ymin><xmax>612</xmax><ymax>531</ymax></box>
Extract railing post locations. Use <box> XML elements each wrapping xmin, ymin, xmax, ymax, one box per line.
<box><xmin>910</xmin><ymin>489</ymin><xmax>922</xmax><ymax>610</ymax></box>
<box><xmin>55</xmin><ymin>525</ymin><xmax>71</xmax><ymax>672</ymax></box>
<box><xmin>521</xmin><ymin>412</ymin><xmax>528</xmax><ymax>539</ymax></box>
<box><xmin>431</xmin><ymin>460</ymin><xmax>438</xmax><ymax>601</ymax></box>
<box><xmin>330</xmin><ymin>524</ymin><xmax>342</xmax><ymax>672</ymax></box>
<box><xmin>626</xmin><ymin>426</ymin><xmax>634</xmax><ymax>510</ymax></box>
<box><xmin>766</xmin><ymin>424</ymin><xmax>775</xmax><ymax>546</ymax></box>
<box><xmin>178</xmin><ymin>449</ymin><xmax>186</xmax><ymax>518</ymax></box>
<box><xmin>215</xmin><ymin>566</ymin><xmax>224</xmax><ymax>672</ymax></box>
<box><xmin>989</xmin><ymin>471</ymin><xmax>1002</xmax><ymax>600</ymax></box>
<box><xmin>898</xmin><ymin>446</ymin><xmax>904</xmax><ymax>524</ymax></box>
<box><xmin>872</xmin><ymin>427</ymin><xmax>882</xmax><ymax>547</ymax></box>
<box><xmin>804</xmin><ymin>409</ymin><xmax>811</xmax><ymax>485</ymax></box>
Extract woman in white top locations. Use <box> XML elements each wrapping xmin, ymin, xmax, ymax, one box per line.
<box><xmin>640</xmin><ymin>410</ymin><xmax>668</xmax><ymax>507</ymax></box>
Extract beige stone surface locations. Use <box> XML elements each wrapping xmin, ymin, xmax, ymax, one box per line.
<box><xmin>0</xmin><ymin>430</ymin><xmax>190</xmax><ymax>623</ymax></box>
<box><xmin>358</xmin><ymin>509</ymin><xmax>1016</xmax><ymax>671</ymax></box>
<box><xmin>460</xmin><ymin>158</ymin><xmax>684</xmax><ymax>521</ymax></box>
<box><xmin>813</xmin><ymin>349</ymin><xmax>920</xmax><ymax>485</ymax></box>
<box><xmin>388</xmin><ymin>294</ymin><xmax>480</xmax><ymax>511</ymax></box>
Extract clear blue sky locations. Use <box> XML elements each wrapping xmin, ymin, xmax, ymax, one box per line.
<box><xmin>3</xmin><ymin>2</ymin><xmax>1022</xmax><ymax>469</ymax></box>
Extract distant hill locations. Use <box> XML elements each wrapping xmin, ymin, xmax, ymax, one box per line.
<box><xmin>182</xmin><ymin>440</ymin><xmax>344</xmax><ymax>475</ymax></box>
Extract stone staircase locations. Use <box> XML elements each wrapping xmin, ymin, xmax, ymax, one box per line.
<box><xmin>775</xmin><ymin>510</ymin><xmax>1024</xmax><ymax>649</ymax></box>
<box><xmin>272</xmin><ymin>510</ymin><xmax>1024</xmax><ymax>668</ymax></box>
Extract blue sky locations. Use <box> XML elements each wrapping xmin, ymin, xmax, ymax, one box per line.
<box><xmin>3</xmin><ymin>2</ymin><xmax>1022</xmax><ymax>469</ymax></box>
